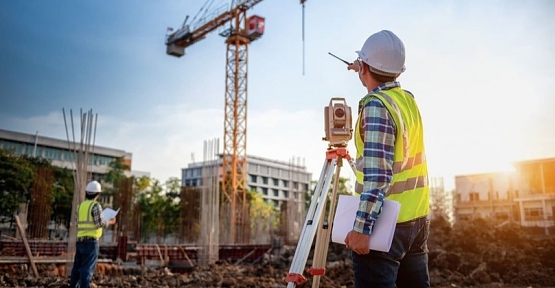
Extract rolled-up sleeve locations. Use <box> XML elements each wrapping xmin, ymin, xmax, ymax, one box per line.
<box><xmin>91</xmin><ymin>203</ymin><xmax>109</xmax><ymax>228</ymax></box>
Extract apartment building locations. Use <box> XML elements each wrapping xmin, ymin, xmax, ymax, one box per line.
<box><xmin>454</xmin><ymin>157</ymin><xmax>555</xmax><ymax>233</ymax></box>
<box><xmin>182</xmin><ymin>155</ymin><xmax>312</xmax><ymax>209</ymax></box>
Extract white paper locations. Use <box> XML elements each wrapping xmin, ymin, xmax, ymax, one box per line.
<box><xmin>331</xmin><ymin>195</ymin><xmax>400</xmax><ymax>252</ymax></box>
<box><xmin>102</xmin><ymin>207</ymin><xmax>119</xmax><ymax>220</ymax></box>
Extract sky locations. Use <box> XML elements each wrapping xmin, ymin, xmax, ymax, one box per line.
<box><xmin>1</xmin><ymin>0</ymin><xmax>554</xmax><ymax>190</ymax></box>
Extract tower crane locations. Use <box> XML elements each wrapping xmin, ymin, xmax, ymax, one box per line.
<box><xmin>165</xmin><ymin>0</ymin><xmax>307</xmax><ymax>244</ymax></box>
<box><xmin>166</xmin><ymin>0</ymin><xmax>266</xmax><ymax>244</ymax></box>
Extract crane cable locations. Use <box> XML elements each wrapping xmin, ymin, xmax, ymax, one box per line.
<box><xmin>302</xmin><ymin>1</ymin><xmax>306</xmax><ymax>75</ymax></box>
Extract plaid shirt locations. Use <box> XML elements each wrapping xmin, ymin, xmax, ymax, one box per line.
<box><xmin>91</xmin><ymin>202</ymin><xmax>109</xmax><ymax>228</ymax></box>
<box><xmin>354</xmin><ymin>81</ymin><xmax>399</xmax><ymax>235</ymax></box>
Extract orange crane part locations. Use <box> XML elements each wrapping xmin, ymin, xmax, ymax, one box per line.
<box><xmin>165</xmin><ymin>0</ymin><xmax>265</xmax><ymax>244</ymax></box>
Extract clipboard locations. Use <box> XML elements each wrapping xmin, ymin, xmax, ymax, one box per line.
<box><xmin>331</xmin><ymin>195</ymin><xmax>400</xmax><ymax>252</ymax></box>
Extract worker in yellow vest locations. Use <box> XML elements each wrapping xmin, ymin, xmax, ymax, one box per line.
<box><xmin>343</xmin><ymin>30</ymin><xmax>431</xmax><ymax>288</ymax></box>
<box><xmin>69</xmin><ymin>180</ymin><xmax>116</xmax><ymax>288</ymax></box>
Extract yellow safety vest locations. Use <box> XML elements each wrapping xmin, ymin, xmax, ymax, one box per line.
<box><xmin>76</xmin><ymin>200</ymin><xmax>103</xmax><ymax>239</ymax></box>
<box><xmin>355</xmin><ymin>87</ymin><xmax>429</xmax><ymax>223</ymax></box>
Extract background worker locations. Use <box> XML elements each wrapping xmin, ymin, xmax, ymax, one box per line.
<box><xmin>69</xmin><ymin>180</ymin><xmax>116</xmax><ymax>288</ymax></box>
<box><xmin>343</xmin><ymin>30</ymin><xmax>431</xmax><ymax>288</ymax></box>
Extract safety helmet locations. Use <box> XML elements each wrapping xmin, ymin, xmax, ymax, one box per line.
<box><xmin>85</xmin><ymin>180</ymin><xmax>102</xmax><ymax>194</ymax></box>
<box><xmin>356</xmin><ymin>30</ymin><xmax>406</xmax><ymax>77</ymax></box>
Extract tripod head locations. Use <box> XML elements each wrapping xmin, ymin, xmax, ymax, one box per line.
<box><xmin>323</xmin><ymin>98</ymin><xmax>353</xmax><ymax>148</ymax></box>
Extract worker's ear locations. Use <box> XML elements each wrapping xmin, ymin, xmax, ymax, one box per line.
<box><xmin>358</xmin><ymin>62</ymin><xmax>366</xmax><ymax>75</ymax></box>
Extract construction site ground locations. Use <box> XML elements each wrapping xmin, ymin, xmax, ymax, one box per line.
<box><xmin>1</xmin><ymin>217</ymin><xmax>554</xmax><ymax>288</ymax></box>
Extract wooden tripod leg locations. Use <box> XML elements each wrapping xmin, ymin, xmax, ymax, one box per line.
<box><xmin>308</xmin><ymin>156</ymin><xmax>344</xmax><ymax>288</ymax></box>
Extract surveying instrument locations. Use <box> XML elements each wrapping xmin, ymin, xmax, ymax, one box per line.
<box><xmin>285</xmin><ymin>98</ymin><xmax>356</xmax><ymax>288</ymax></box>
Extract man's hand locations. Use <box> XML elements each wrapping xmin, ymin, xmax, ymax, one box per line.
<box><xmin>108</xmin><ymin>218</ymin><xmax>116</xmax><ymax>225</ymax></box>
<box><xmin>344</xmin><ymin>230</ymin><xmax>370</xmax><ymax>255</ymax></box>
<box><xmin>347</xmin><ymin>59</ymin><xmax>361</xmax><ymax>73</ymax></box>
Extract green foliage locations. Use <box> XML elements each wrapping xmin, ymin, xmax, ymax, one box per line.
<box><xmin>137</xmin><ymin>178</ymin><xmax>181</xmax><ymax>242</ymax></box>
<box><xmin>0</xmin><ymin>149</ymin><xmax>36</xmax><ymax>216</ymax></box>
<box><xmin>248</xmin><ymin>190</ymin><xmax>279</xmax><ymax>231</ymax></box>
<box><xmin>51</xmin><ymin>167</ymin><xmax>74</xmax><ymax>226</ymax></box>
<box><xmin>306</xmin><ymin>176</ymin><xmax>353</xmax><ymax>213</ymax></box>
<box><xmin>133</xmin><ymin>175</ymin><xmax>151</xmax><ymax>201</ymax></box>
<box><xmin>104</xmin><ymin>156</ymin><xmax>130</xmax><ymax>195</ymax></box>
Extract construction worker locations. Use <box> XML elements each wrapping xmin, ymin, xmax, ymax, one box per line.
<box><xmin>344</xmin><ymin>30</ymin><xmax>431</xmax><ymax>288</ymax></box>
<box><xmin>69</xmin><ymin>180</ymin><xmax>116</xmax><ymax>288</ymax></box>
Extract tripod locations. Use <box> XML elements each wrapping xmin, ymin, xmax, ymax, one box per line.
<box><xmin>285</xmin><ymin>144</ymin><xmax>356</xmax><ymax>288</ymax></box>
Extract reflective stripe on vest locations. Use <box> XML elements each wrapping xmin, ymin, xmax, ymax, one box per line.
<box><xmin>76</xmin><ymin>200</ymin><xmax>102</xmax><ymax>238</ymax></box>
<box><xmin>354</xmin><ymin>87</ymin><xmax>430</xmax><ymax>223</ymax></box>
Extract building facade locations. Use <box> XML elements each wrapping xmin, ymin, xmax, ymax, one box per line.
<box><xmin>0</xmin><ymin>129</ymin><xmax>133</xmax><ymax>176</ymax></box>
<box><xmin>182</xmin><ymin>155</ymin><xmax>312</xmax><ymax>209</ymax></box>
<box><xmin>454</xmin><ymin>157</ymin><xmax>555</xmax><ymax>233</ymax></box>
<box><xmin>0</xmin><ymin>128</ymin><xmax>142</xmax><ymax>205</ymax></box>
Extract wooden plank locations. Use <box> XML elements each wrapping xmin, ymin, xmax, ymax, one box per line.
<box><xmin>177</xmin><ymin>245</ymin><xmax>195</xmax><ymax>268</ymax></box>
<box><xmin>14</xmin><ymin>215</ymin><xmax>39</xmax><ymax>277</ymax></box>
<box><xmin>0</xmin><ymin>256</ymin><xmax>112</xmax><ymax>264</ymax></box>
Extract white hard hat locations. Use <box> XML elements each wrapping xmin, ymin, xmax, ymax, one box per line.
<box><xmin>356</xmin><ymin>30</ymin><xmax>406</xmax><ymax>77</ymax></box>
<box><xmin>85</xmin><ymin>180</ymin><xmax>102</xmax><ymax>194</ymax></box>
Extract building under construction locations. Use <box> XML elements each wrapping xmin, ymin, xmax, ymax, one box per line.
<box><xmin>182</xmin><ymin>148</ymin><xmax>311</xmax><ymax>246</ymax></box>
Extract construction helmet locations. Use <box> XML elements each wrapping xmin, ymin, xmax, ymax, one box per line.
<box><xmin>356</xmin><ymin>30</ymin><xmax>406</xmax><ymax>77</ymax></box>
<box><xmin>85</xmin><ymin>180</ymin><xmax>102</xmax><ymax>194</ymax></box>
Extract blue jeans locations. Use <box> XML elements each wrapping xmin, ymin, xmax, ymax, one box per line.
<box><xmin>352</xmin><ymin>216</ymin><xmax>430</xmax><ymax>288</ymax></box>
<box><xmin>69</xmin><ymin>240</ymin><xmax>99</xmax><ymax>288</ymax></box>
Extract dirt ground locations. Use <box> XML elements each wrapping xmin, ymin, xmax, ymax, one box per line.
<box><xmin>1</xmin><ymin>217</ymin><xmax>554</xmax><ymax>288</ymax></box>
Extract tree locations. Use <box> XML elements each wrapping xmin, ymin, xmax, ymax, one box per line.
<box><xmin>306</xmin><ymin>176</ymin><xmax>353</xmax><ymax>219</ymax></box>
<box><xmin>133</xmin><ymin>176</ymin><xmax>151</xmax><ymax>197</ymax></box>
<box><xmin>249</xmin><ymin>190</ymin><xmax>279</xmax><ymax>238</ymax></box>
<box><xmin>306</xmin><ymin>176</ymin><xmax>352</xmax><ymax>209</ymax></box>
<box><xmin>163</xmin><ymin>177</ymin><xmax>181</xmax><ymax>236</ymax></box>
<box><xmin>104</xmin><ymin>156</ymin><xmax>130</xmax><ymax>192</ymax></box>
<box><xmin>137</xmin><ymin>178</ymin><xmax>181</xmax><ymax>243</ymax></box>
<box><xmin>0</xmin><ymin>149</ymin><xmax>35</xmax><ymax>216</ymax></box>
<box><xmin>51</xmin><ymin>167</ymin><xmax>74</xmax><ymax>227</ymax></box>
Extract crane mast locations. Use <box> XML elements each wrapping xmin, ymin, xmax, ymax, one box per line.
<box><xmin>166</xmin><ymin>0</ymin><xmax>265</xmax><ymax>244</ymax></box>
<box><xmin>223</xmin><ymin>7</ymin><xmax>250</xmax><ymax>244</ymax></box>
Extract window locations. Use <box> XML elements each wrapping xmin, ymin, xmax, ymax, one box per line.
<box><xmin>250</xmin><ymin>174</ymin><xmax>257</xmax><ymax>183</ymax></box>
<box><xmin>262</xmin><ymin>177</ymin><xmax>268</xmax><ymax>185</ymax></box>
<box><xmin>262</xmin><ymin>166</ymin><xmax>269</xmax><ymax>175</ymax></box>
<box><xmin>524</xmin><ymin>208</ymin><xmax>543</xmax><ymax>221</ymax></box>
<box><xmin>283</xmin><ymin>190</ymin><xmax>288</xmax><ymax>198</ymax></box>
<box><xmin>272</xmin><ymin>189</ymin><xmax>279</xmax><ymax>197</ymax></box>
<box><xmin>248</xmin><ymin>164</ymin><xmax>259</xmax><ymax>173</ymax></box>
<box><xmin>272</xmin><ymin>178</ymin><xmax>279</xmax><ymax>186</ymax></box>
<box><xmin>194</xmin><ymin>168</ymin><xmax>201</xmax><ymax>177</ymax></box>
<box><xmin>262</xmin><ymin>187</ymin><xmax>268</xmax><ymax>195</ymax></box>
<box><xmin>469</xmin><ymin>192</ymin><xmax>480</xmax><ymax>201</ymax></box>
<box><xmin>44</xmin><ymin>148</ymin><xmax>61</xmax><ymax>160</ymax></box>
<box><xmin>24</xmin><ymin>145</ymin><xmax>34</xmax><ymax>156</ymax></box>
<box><xmin>283</xmin><ymin>180</ymin><xmax>289</xmax><ymax>188</ymax></box>
<box><xmin>1</xmin><ymin>141</ymin><xmax>22</xmax><ymax>154</ymax></box>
